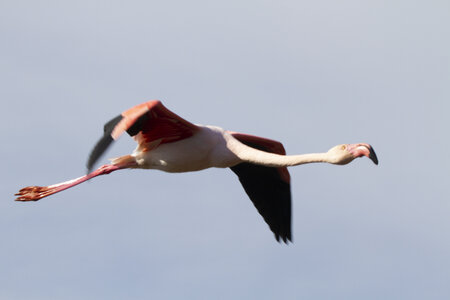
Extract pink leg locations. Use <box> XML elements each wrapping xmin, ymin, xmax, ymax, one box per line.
<box><xmin>15</xmin><ymin>164</ymin><xmax>123</xmax><ymax>202</ymax></box>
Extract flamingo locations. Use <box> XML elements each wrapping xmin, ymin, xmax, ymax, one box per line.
<box><xmin>15</xmin><ymin>100</ymin><xmax>378</xmax><ymax>243</ymax></box>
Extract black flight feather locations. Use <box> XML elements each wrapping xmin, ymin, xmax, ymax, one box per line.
<box><xmin>86</xmin><ymin>115</ymin><xmax>123</xmax><ymax>173</ymax></box>
<box><xmin>230</xmin><ymin>141</ymin><xmax>292</xmax><ymax>243</ymax></box>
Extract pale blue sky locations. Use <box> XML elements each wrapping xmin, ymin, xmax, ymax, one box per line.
<box><xmin>1</xmin><ymin>1</ymin><xmax>449</xmax><ymax>299</ymax></box>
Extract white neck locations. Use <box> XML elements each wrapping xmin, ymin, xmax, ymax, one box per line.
<box><xmin>230</xmin><ymin>139</ymin><xmax>331</xmax><ymax>167</ymax></box>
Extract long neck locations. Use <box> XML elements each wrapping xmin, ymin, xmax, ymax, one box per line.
<box><xmin>232</xmin><ymin>140</ymin><xmax>330</xmax><ymax>167</ymax></box>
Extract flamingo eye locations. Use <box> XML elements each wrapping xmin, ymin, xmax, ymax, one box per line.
<box><xmin>341</xmin><ymin>145</ymin><xmax>346</xmax><ymax>150</ymax></box>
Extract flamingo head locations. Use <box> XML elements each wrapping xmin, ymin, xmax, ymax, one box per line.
<box><xmin>327</xmin><ymin>143</ymin><xmax>378</xmax><ymax>165</ymax></box>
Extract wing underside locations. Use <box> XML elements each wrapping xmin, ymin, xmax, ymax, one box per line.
<box><xmin>230</xmin><ymin>133</ymin><xmax>292</xmax><ymax>243</ymax></box>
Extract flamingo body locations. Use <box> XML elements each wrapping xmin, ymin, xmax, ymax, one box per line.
<box><xmin>16</xmin><ymin>100</ymin><xmax>378</xmax><ymax>243</ymax></box>
<box><xmin>133</xmin><ymin>125</ymin><xmax>240</xmax><ymax>172</ymax></box>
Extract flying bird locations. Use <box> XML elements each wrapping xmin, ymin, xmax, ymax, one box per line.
<box><xmin>15</xmin><ymin>100</ymin><xmax>378</xmax><ymax>243</ymax></box>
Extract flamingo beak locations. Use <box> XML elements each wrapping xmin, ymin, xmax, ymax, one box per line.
<box><xmin>348</xmin><ymin>143</ymin><xmax>378</xmax><ymax>165</ymax></box>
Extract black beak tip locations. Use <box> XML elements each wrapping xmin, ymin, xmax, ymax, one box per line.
<box><xmin>369</xmin><ymin>147</ymin><xmax>378</xmax><ymax>165</ymax></box>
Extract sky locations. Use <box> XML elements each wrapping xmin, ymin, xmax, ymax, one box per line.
<box><xmin>1</xmin><ymin>0</ymin><xmax>449</xmax><ymax>299</ymax></box>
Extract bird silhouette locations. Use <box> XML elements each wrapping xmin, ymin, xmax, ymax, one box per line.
<box><xmin>15</xmin><ymin>100</ymin><xmax>378</xmax><ymax>242</ymax></box>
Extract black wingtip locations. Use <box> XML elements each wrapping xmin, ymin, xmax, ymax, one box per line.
<box><xmin>86</xmin><ymin>134</ymin><xmax>114</xmax><ymax>173</ymax></box>
<box><xmin>275</xmin><ymin>233</ymin><xmax>292</xmax><ymax>244</ymax></box>
<box><xmin>86</xmin><ymin>115</ymin><xmax>124</xmax><ymax>173</ymax></box>
<box><xmin>104</xmin><ymin>115</ymin><xmax>123</xmax><ymax>134</ymax></box>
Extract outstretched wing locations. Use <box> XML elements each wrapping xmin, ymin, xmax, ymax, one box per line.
<box><xmin>87</xmin><ymin>100</ymin><xmax>199</xmax><ymax>172</ymax></box>
<box><xmin>229</xmin><ymin>133</ymin><xmax>292</xmax><ymax>243</ymax></box>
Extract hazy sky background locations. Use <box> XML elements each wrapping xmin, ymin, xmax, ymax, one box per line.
<box><xmin>1</xmin><ymin>1</ymin><xmax>449</xmax><ymax>299</ymax></box>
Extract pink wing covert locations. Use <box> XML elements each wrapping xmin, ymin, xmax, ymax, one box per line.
<box><xmin>113</xmin><ymin>100</ymin><xmax>199</xmax><ymax>145</ymax></box>
<box><xmin>87</xmin><ymin>100</ymin><xmax>199</xmax><ymax>172</ymax></box>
